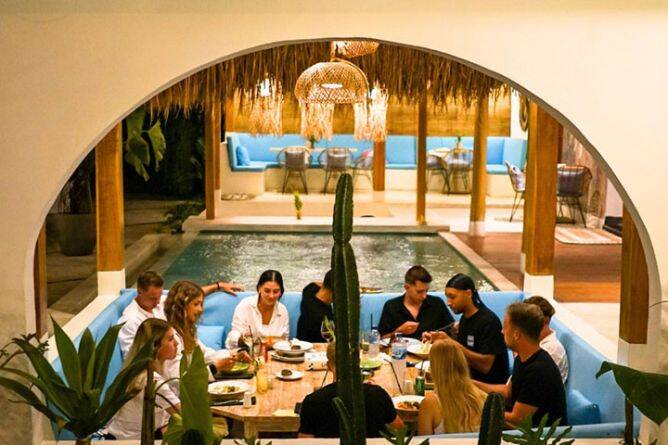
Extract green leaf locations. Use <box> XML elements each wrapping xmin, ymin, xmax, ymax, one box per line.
<box><xmin>92</xmin><ymin>324</ymin><xmax>123</xmax><ymax>389</ymax></box>
<box><xmin>597</xmin><ymin>361</ymin><xmax>668</xmax><ymax>425</ymax></box>
<box><xmin>78</xmin><ymin>329</ymin><xmax>95</xmax><ymax>391</ymax></box>
<box><xmin>52</xmin><ymin>318</ymin><xmax>82</xmax><ymax>394</ymax></box>
<box><xmin>332</xmin><ymin>174</ymin><xmax>354</xmax><ymax>243</ymax></box>
<box><xmin>124</xmin><ymin>149</ymin><xmax>150</xmax><ymax>181</ymax></box>
<box><xmin>332</xmin><ymin>396</ymin><xmax>353</xmax><ymax>445</ymax></box>
<box><xmin>0</xmin><ymin>376</ymin><xmax>65</xmax><ymax>427</ymax></box>
<box><xmin>146</xmin><ymin>120</ymin><xmax>166</xmax><ymax>169</ymax></box>
<box><xmin>126</xmin><ymin>106</ymin><xmax>146</xmax><ymax>136</ymax></box>
<box><xmin>180</xmin><ymin>347</ymin><xmax>214</xmax><ymax>444</ymax></box>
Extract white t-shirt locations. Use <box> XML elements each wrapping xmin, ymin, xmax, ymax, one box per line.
<box><xmin>163</xmin><ymin>331</ymin><xmax>231</xmax><ymax>397</ymax></box>
<box><xmin>540</xmin><ymin>331</ymin><xmax>569</xmax><ymax>383</ymax></box>
<box><xmin>117</xmin><ymin>294</ymin><xmax>167</xmax><ymax>358</ymax></box>
<box><xmin>106</xmin><ymin>371</ymin><xmax>178</xmax><ymax>440</ymax></box>
<box><xmin>225</xmin><ymin>295</ymin><xmax>290</xmax><ymax>349</ymax></box>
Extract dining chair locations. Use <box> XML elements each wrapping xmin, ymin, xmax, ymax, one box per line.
<box><xmin>277</xmin><ymin>146</ymin><xmax>310</xmax><ymax>194</ymax></box>
<box><xmin>557</xmin><ymin>164</ymin><xmax>592</xmax><ymax>227</ymax></box>
<box><xmin>318</xmin><ymin>147</ymin><xmax>353</xmax><ymax>193</ymax></box>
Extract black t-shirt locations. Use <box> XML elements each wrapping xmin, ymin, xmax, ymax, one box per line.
<box><xmin>511</xmin><ymin>348</ymin><xmax>567</xmax><ymax>427</ymax></box>
<box><xmin>456</xmin><ymin>305</ymin><xmax>509</xmax><ymax>384</ymax></box>
<box><xmin>378</xmin><ymin>294</ymin><xmax>454</xmax><ymax>340</ymax></box>
<box><xmin>297</xmin><ymin>283</ymin><xmax>334</xmax><ymax>343</ymax></box>
<box><xmin>299</xmin><ymin>382</ymin><xmax>397</xmax><ymax>437</ymax></box>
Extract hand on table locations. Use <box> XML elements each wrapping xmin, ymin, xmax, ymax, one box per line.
<box><xmin>215</xmin><ymin>357</ymin><xmax>237</xmax><ymax>372</ymax></box>
<box><xmin>235</xmin><ymin>351</ymin><xmax>252</xmax><ymax>363</ymax></box>
<box><xmin>396</xmin><ymin>321</ymin><xmax>419</xmax><ymax>335</ymax></box>
<box><xmin>422</xmin><ymin>330</ymin><xmax>449</xmax><ymax>343</ymax></box>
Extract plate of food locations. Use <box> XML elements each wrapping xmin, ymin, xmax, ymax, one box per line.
<box><xmin>360</xmin><ymin>357</ymin><xmax>383</xmax><ymax>370</ymax></box>
<box><xmin>217</xmin><ymin>361</ymin><xmax>251</xmax><ymax>376</ymax></box>
<box><xmin>208</xmin><ymin>380</ymin><xmax>250</xmax><ymax>402</ymax></box>
<box><xmin>273</xmin><ymin>340</ymin><xmax>313</xmax><ymax>356</ymax></box>
<box><xmin>275</xmin><ymin>369</ymin><xmax>304</xmax><ymax>381</ymax></box>
<box><xmin>270</xmin><ymin>351</ymin><xmax>305</xmax><ymax>363</ymax></box>
<box><xmin>407</xmin><ymin>342</ymin><xmax>432</xmax><ymax>359</ymax></box>
<box><xmin>392</xmin><ymin>395</ymin><xmax>424</xmax><ymax>412</ymax></box>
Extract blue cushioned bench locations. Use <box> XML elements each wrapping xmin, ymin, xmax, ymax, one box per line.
<box><xmin>226</xmin><ymin>132</ymin><xmax>526</xmax><ymax>173</ymax></box>
<box><xmin>50</xmin><ymin>289</ymin><xmax>630</xmax><ymax>439</ymax></box>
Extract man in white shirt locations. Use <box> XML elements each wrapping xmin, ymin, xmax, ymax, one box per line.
<box><xmin>524</xmin><ymin>296</ymin><xmax>569</xmax><ymax>383</ymax></box>
<box><xmin>118</xmin><ymin>271</ymin><xmax>244</xmax><ymax>358</ymax></box>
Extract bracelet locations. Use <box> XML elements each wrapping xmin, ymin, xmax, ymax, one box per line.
<box><xmin>216</xmin><ymin>281</ymin><xmax>221</xmax><ymax>290</ymax></box>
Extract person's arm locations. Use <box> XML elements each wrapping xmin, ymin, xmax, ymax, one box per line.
<box><xmin>388</xmin><ymin>415</ymin><xmax>404</xmax><ymax>431</ymax></box>
<box><xmin>505</xmin><ymin>402</ymin><xmax>537</xmax><ymax>427</ymax></box>
<box><xmin>378</xmin><ymin>302</ymin><xmax>418</xmax><ymax>339</ymax></box>
<box><xmin>473</xmin><ymin>379</ymin><xmax>511</xmax><ymax>400</ymax></box>
<box><xmin>117</xmin><ymin>317</ymin><xmax>138</xmax><ymax>359</ymax></box>
<box><xmin>201</xmin><ymin>280</ymin><xmax>245</xmax><ymax>296</ymax></box>
<box><xmin>225</xmin><ymin>303</ymin><xmax>248</xmax><ymax>349</ymax></box>
<box><xmin>459</xmin><ymin>345</ymin><xmax>496</xmax><ymax>375</ymax></box>
<box><xmin>417</xmin><ymin>393</ymin><xmax>439</xmax><ymax>435</ymax></box>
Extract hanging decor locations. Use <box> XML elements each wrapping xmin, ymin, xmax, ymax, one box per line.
<box><xmin>300</xmin><ymin>102</ymin><xmax>334</xmax><ymax>142</ymax></box>
<box><xmin>333</xmin><ymin>40</ymin><xmax>380</xmax><ymax>58</ymax></box>
<box><xmin>295</xmin><ymin>42</ymin><xmax>370</xmax><ymax>141</ymax></box>
<box><xmin>359</xmin><ymin>82</ymin><xmax>388</xmax><ymax>142</ymax></box>
<box><xmin>247</xmin><ymin>78</ymin><xmax>283</xmax><ymax>136</ymax></box>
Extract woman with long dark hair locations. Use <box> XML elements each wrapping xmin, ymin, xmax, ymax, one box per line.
<box><xmin>425</xmin><ymin>273</ymin><xmax>509</xmax><ymax>384</ymax></box>
<box><xmin>225</xmin><ymin>270</ymin><xmax>289</xmax><ymax>348</ymax></box>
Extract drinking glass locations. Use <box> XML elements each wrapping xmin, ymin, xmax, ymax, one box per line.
<box><xmin>321</xmin><ymin>320</ymin><xmax>335</xmax><ymax>342</ymax></box>
<box><xmin>360</xmin><ymin>330</ymin><xmax>370</xmax><ymax>352</ymax></box>
<box><xmin>256</xmin><ymin>368</ymin><xmax>269</xmax><ymax>394</ymax></box>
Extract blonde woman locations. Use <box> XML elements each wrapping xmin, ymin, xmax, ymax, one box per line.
<box><xmin>107</xmin><ymin>318</ymin><xmax>180</xmax><ymax>440</ymax></box>
<box><xmin>164</xmin><ymin>280</ymin><xmax>249</xmax><ymax>394</ymax></box>
<box><xmin>417</xmin><ymin>340</ymin><xmax>487</xmax><ymax>435</ymax></box>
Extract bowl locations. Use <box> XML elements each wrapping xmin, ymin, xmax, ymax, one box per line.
<box><xmin>407</xmin><ymin>343</ymin><xmax>431</xmax><ymax>360</ymax></box>
<box><xmin>392</xmin><ymin>395</ymin><xmax>424</xmax><ymax>412</ymax></box>
<box><xmin>208</xmin><ymin>380</ymin><xmax>249</xmax><ymax>403</ymax></box>
<box><xmin>273</xmin><ymin>340</ymin><xmax>313</xmax><ymax>357</ymax></box>
<box><xmin>217</xmin><ymin>361</ymin><xmax>250</xmax><ymax>376</ymax></box>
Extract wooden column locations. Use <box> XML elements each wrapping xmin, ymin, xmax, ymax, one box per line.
<box><xmin>33</xmin><ymin>224</ymin><xmax>47</xmax><ymax>337</ymax></box>
<box><xmin>205</xmin><ymin>101</ymin><xmax>221</xmax><ymax>220</ymax></box>
<box><xmin>619</xmin><ymin>207</ymin><xmax>649</xmax><ymax>344</ymax></box>
<box><xmin>372</xmin><ymin>140</ymin><xmax>386</xmax><ymax>191</ymax></box>
<box><xmin>96</xmin><ymin>124</ymin><xmax>125</xmax><ymax>272</ymax></box>
<box><xmin>416</xmin><ymin>94</ymin><xmax>428</xmax><ymax>225</ymax></box>
<box><xmin>469</xmin><ymin>92</ymin><xmax>489</xmax><ymax>236</ymax></box>
<box><xmin>214</xmin><ymin>103</ymin><xmax>222</xmax><ymax>191</ymax></box>
<box><xmin>522</xmin><ymin>104</ymin><xmax>560</xmax><ymax>298</ymax></box>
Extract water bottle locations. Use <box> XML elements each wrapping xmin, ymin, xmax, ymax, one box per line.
<box><xmin>368</xmin><ymin>328</ymin><xmax>380</xmax><ymax>359</ymax></box>
<box><xmin>391</xmin><ymin>336</ymin><xmax>408</xmax><ymax>383</ymax></box>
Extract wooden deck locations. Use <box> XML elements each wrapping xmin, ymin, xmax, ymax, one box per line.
<box><xmin>455</xmin><ymin>232</ymin><xmax>621</xmax><ymax>303</ymax></box>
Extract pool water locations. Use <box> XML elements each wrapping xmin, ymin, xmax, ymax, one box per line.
<box><xmin>162</xmin><ymin>232</ymin><xmax>496</xmax><ymax>293</ymax></box>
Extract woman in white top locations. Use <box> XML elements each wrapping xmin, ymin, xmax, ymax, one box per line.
<box><xmin>107</xmin><ymin>318</ymin><xmax>180</xmax><ymax>440</ymax></box>
<box><xmin>225</xmin><ymin>270</ymin><xmax>289</xmax><ymax>349</ymax></box>
<box><xmin>417</xmin><ymin>340</ymin><xmax>487</xmax><ymax>435</ymax></box>
<box><xmin>163</xmin><ymin>280</ymin><xmax>250</xmax><ymax>395</ymax></box>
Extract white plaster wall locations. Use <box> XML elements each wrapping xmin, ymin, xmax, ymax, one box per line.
<box><xmin>1</xmin><ymin>1</ymin><xmax>668</xmax><ymax>443</ymax></box>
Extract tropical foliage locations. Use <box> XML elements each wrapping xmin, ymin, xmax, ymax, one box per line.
<box><xmin>502</xmin><ymin>414</ymin><xmax>573</xmax><ymax>445</ymax></box>
<box><xmin>124</xmin><ymin>105</ymin><xmax>167</xmax><ymax>181</ymax></box>
<box><xmin>162</xmin><ymin>201</ymin><xmax>205</xmax><ymax>233</ymax></box>
<box><xmin>0</xmin><ymin>321</ymin><xmax>152</xmax><ymax>440</ymax></box>
<box><xmin>380</xmin><ymin>425</ymin><xmax>429</xmax><ymax>445</ymax></box>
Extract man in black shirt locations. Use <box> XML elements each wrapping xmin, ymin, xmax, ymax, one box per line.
<box><xmin>297</xmin><ymin>270</ymin><xmax>334</xmax><ymax>342</ymax></box>
<box><xmin>425</xmin><ymin>275</ymin><xmax>509</xmax><ymax>383</ymax></box>
<box><xmin>378</xmin><ymin>266</ymin><xmax>454</xmax><ymax>340</ymax></box>
<box><xmin>298</xmin><ymin>342</ymin><xmax>403</xmax><ymax>438</ymax></box>
<box><xmin>474</xmin><ymin>302</ymin><xmax>567</xmax><ymax>427</ymax></box>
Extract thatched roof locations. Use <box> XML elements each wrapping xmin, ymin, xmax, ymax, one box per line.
<box><xmin>148</xmin><ymin>41</ymin><xmax>508</xmax><ymax>115</ymax></box>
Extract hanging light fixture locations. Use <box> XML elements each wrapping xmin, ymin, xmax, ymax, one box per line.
<box><xmin>333</xmin><ymin>40</ymin><xmax>380</xmax><ymax>58</ymax></box>
<box><xmin>295</xmin><ymin>42</ymin><xmax>370</xmax><ymax>141</ymax></box>
<box><xmin>354</xmin><ymin>82</ymin><xmax>388</xmax><ymax>142</ymax></box>
<box><xmin>247</xmin><ymin>78</ymin><xmax>283</xmax><ymax>136</ymax></box>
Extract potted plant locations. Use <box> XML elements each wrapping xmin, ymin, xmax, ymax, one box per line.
<box><xmin>293</xmin><ymin>190</ymin><xmax>303</xmax><ymax>220</ymax></box>
<box><xmin>0</xmin><ymin>320</ymin><xmax>153</xmax><ymax>445</ymax></box>
<box><xmin>51</xmin><ymin>151</ymin><xmax>97</xmax><ymax>256</ymax></box>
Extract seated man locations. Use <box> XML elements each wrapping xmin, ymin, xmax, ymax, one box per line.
<box><xmin>474</xmin><ymin>302</ymin><xmax>567</xmax><ymax>427</ymax></box>
<box><xmin>378</xmin><ymin>266</ymin><xmax>454</xmax><ymax>340</ymax></box>
<box><xmin>118</xmin><ymin>271</ymin><xmax>243</xmax><ymax>357</ymax></box>
<box><xmin>298</xmin><ymin>341</ymin><xmax>404</xmax><ymax>438</ymax></box>
<box><xmin>524</xmin><ymin>296</ymin><xmax>569</xmax><ymax>383</ymax></box>
<box><xmin>297</xmin><ymin>270</ymin><xmax>334</xmax><ymax>342</ymax></box>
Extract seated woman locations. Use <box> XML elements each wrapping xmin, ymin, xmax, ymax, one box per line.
<box><xmin>417</xmin><ymin>340</ymin><xmax>487</xmax><ymax>435</ymax></box>
<box><xmin>107</xmin><ymin>318</ymin><xmax>180</xmax><ymax>440</ymax></box>
<box><xmin>163</xmin><ymin>280</ymin><xmax>249</xmax><ymax>394</ymax></box>
<box><xmin>297</xmin><ymin>270</ymin><xmax>333</xmax><ymax>342</ymax></box>
<box><xmin>226</xmin><ymin>270</ymin><xmax>289</xmax><ymax>349</ymax></box>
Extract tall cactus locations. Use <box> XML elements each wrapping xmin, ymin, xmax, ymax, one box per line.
<box><xmin>478</xmin><ymin>392</ymin><xmax>504</xmax><ymax>445</ymax></box>
<box><xmin>331</xmin><ymin>174</ymin><xmax>366</xmax><ymax>445</ymax></box>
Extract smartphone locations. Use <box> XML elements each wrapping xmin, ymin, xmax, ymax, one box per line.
<box><xmin>294</xmin><ymin>402</ymin><xmax>302</xmax><ymax>414</ymax></box>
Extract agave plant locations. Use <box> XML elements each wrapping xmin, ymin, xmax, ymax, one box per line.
<box><xmin>233</xmin><ymin>437</ymin><xmax>273</xmax><ymax>445</ymax></box>
<box><xmin>502</xmin><ymin>414</ymin><xmax>573</xmax><ymax>445</ymax></box>
<box><xmin>0</xmin><ymin>320</ymin><xmax>153</xmax><ymax>444</ymax></box>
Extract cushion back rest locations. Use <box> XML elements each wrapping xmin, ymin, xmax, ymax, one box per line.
<box><xmin>236</xmin><ymin>133</ymin><xmax>306</xmax><ymax>162</ymax></box>
<box><xmin>552</xmin><ymin>318</ymin><xmax>625</xmax><ymax>423</ymax></box>
<box><xmin>486</xmin><ymin>137</ymin><xmax>506</xmax><ymax>164</ymax></box>
<box><xmin>318</xmin><ymin>134</ymin><xmax>372</xmax><ymax>158</ymax></box>
<box><xmin>503</xmin><ymin>138</ymin><xmax>528</xmax><ymax>169</ymax></box>
<box><xmin>386</xmin><ymin>135</ymin><xmax>416</xmax><ymax>164</ymax></box>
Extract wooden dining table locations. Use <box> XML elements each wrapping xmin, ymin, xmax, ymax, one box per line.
<box><xmin>211</xmin><ymin>344</ymin><xmax>424</xmax><ymax>437</ymax></box>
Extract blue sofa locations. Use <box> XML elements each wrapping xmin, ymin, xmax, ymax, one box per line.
<box><xmin>226</xmin><ymin>132</ymin><xmax>527</xmax><ymax>174</ymax></box>
<box><xmin>51</xmin><ymin>289</ymin><xmax>632</xmax><ymax>440</ymax></box>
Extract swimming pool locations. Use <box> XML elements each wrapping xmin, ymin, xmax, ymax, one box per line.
<box><xmin>162</xmin><ymin>232</ymin><xmax>496</xmax><ymax>293</ymax></box>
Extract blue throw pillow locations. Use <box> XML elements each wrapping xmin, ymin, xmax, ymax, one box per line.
<box><xmin>197</xmin><ymin>325</ymin><xmax>226</xmax><ymax>350</ymax></box>
<box><xmin>236</xmin><ymin>145</ymin><xmax>251</xmax><ymax>166</ymax></box>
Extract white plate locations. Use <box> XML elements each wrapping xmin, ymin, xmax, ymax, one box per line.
<box><xmin>208</xmin><ymin>380</ymin><xmax>250</xmax><ymax>400</ymax></box>
<box><xmin>271</xmin><ymin>351</ymin><xmax>305</xmax><ymax>363</ymax></box>
<box><xmin>273</xmin><ymin>340</ymin><xmax>313</xmax><ymax>356</ymax></box>
<box><xmin>416</xmin><ymin>360</ymin><xmax>430</xmax><ymax>372</ymax></box>
<box><xmin>407</xmin><ymin>343</ymin><xmax>431</xmax><ymax>359</ymax></box>
<box><xmin>380</xmin><ymin>337</ymin><xmax>421</xmax><ymax>348</ymax></box>
<box><xmin>392</xmin><ymin>395</ymin><xmax>425</xmax><ymax>412</ymax></box>
<box><xmin>275</xmin><ymin>369</ymin><xmax>304</xmax><ymax>381</ymax></box>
